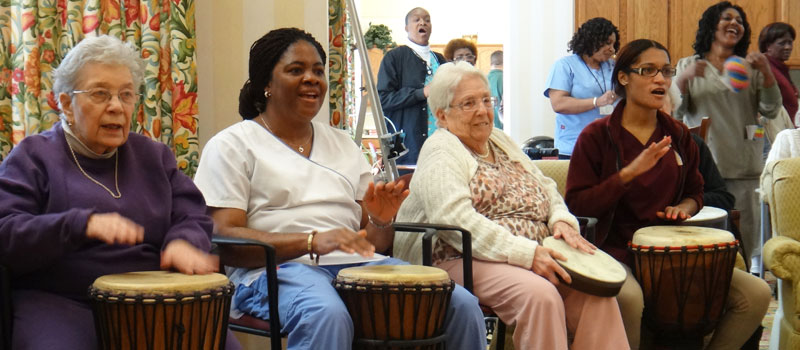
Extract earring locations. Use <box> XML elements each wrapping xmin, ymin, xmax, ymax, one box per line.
<box><xmin>68</xmin><ymin>120</ymin><xmax>74</xmax><ymax>126</ymax></box>
<box><xmin>264</xmin><ymin>91</ymin><xmax>272</xmax><ymax>98</ymax></box>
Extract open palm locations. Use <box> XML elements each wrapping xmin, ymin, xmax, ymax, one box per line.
<box><xmin>363</xmin><ymin>180</ymin><xmax>410</xmax><ymax>223</ymax></box>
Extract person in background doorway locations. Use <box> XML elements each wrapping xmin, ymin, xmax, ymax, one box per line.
<box><xmin>444</xmin><ymin>38</ymin><xmax>478</xmax><ymax>66</ymax></box>
<box><xmin>488</xmin><ymin>50</ymin><xmax>504</xmax><ymax>129</ymax></box>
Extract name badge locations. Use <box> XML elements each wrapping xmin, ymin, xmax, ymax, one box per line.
<box><xmin>599</xmin><ymin>105</ymin><xmax>614</xmax><ymax>115</ymax></box>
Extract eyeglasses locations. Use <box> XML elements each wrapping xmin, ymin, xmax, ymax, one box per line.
<box><xmin>627</xmin><ymin>66</ymin><xmax>677</xmax><ymax>78</ymax></box>
<box><xmin>454</xmin><ymin>54</ymin><xmax>476</xmax><ymax>61</ymax></box>
<box><xmin>450</xmin><ymin>96</ymin><xmax>497</xmax><ymax>112</ymax></box>
<box><xmin>72</xmin><ymin>88</ymin><xmax>141</xmax><ymax>105</ymax></box>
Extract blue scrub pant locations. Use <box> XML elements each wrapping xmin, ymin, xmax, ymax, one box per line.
<box><xmin>234</xmin><ymin>258</ymin><xmax>486</xmax><ymax>350</ymax></box>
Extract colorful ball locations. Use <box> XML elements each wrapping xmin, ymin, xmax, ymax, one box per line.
<box><xmin>723</xmin><ymin>56</ymin><xmax>749</xmax><ymax>93</ymax></box>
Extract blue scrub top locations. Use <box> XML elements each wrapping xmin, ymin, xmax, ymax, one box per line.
<box><xmin>545</xmin><ymin>54</ymin><xmax>615</xmax><ymax>156</ymax></box>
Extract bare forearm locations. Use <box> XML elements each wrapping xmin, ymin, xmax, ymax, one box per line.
<box><xmin>551</xmin><ymin>95</ymin><xmax>597</xmax><ymax>114</ymax></box>
<box><xmin>365</xmin><ymin>221</ymin><xmax>394</xmax><ymax>254</ymax></box>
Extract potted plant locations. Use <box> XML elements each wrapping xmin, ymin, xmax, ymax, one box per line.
<box><xmin>364</xmin><ymin>23</ymin><xmax>397</xmax><ymax>53</ymax></box>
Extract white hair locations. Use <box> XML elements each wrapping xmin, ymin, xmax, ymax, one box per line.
<box><xmin>427</xmin><ymin>61</ymin><xmax>489</xmax><ymax>126</ymax></box>
<box><xmin>53</xmin><ymin>35</ymin><xmax>145</xmax><ymax>111</ymax></box>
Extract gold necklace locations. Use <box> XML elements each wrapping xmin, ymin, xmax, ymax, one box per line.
<box><xmin>66</xmin><ymin>140</ymin><xmax>122</xmax><ymax>199</ymax></box>
<box><xmin>260</xmin><ymin>115</ymin><xmax>313</xmax><ymax>153</ymax></box>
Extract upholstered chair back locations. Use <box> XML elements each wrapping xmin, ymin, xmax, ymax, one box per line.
<box><xmin>762</xmin><ymin>158</ymin><xmax>800</xmax><ymax>242</ymax></box>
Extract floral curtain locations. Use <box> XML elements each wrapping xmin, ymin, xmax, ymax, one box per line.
<box><xmin>328</xmin><ymin>0</ymin><xmax>347</xmax><ymax>129</ymax></box>
<box><xmin>0</xmin><ymin>0</ymin><xmax>200</xmax><ymax>176</ymax></box>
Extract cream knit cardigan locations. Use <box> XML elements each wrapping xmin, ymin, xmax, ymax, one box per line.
<box><xmin>393</xmin><ymin>128</ymin><xmax>579</xmax><ymax>269</ymax></box>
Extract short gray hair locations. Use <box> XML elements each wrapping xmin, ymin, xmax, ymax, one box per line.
<box><xmin>428</xmin><ymin>61</ymin><xmax>489</xmax><ymax>124</ymax></box>
<box><xmin>53</xmin><ymin>35</ymin><xmax>145</xmax><ymax>109</ymax></box>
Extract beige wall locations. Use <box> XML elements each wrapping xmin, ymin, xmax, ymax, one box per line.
<box><xmin>195</xmin><ymin>0</ymin><xmax>329</xmax><ymax>150</ymax></box>
<box><xmin>357</xmin><ymin>0</ymin><xmax>509</xmax><ymax>46</ymax></box>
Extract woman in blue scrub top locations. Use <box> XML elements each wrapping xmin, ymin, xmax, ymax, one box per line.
<box><xmin>545</xmin><ymin>17</ymin><xmax>620</xmax><ymax>158</ymax></box>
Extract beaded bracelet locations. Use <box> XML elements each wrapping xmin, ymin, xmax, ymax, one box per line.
<box><xmin>307</xmin><ymin>230</ymin><xmax>319</xmax><ymax>265</ymax></box>
<box><xmin>369</xmin><ymin>215</ymin><xmax>393</xmax><ymax>229</ymax></box>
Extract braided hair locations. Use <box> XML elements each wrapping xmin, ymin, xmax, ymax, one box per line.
<box><xmin>692</xmin><ymin>1</ymin><xmax>750</xmax><ymax>58</ymax></box>
<box><xmin>568</xmin><ymin>17</ymin><xmax>620</xmax><ymax>57</ymax></box>
<box><xmin>238</xmin><ymin>28</ymin><xmax>327</xmax><ymax>119</ymax></box>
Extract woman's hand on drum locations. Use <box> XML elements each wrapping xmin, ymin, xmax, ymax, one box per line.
<box><xmin>656</xmin><ymin>198</ymin><xmax>698</xmax><ymax>221</ymax></box>
<box><xmin>531</xmin><ymin>246</ymin><xmax>572</xmax><ymax>285</ymax></box>
<box><xmin>314</xmin><ymin>228</ymin><xmax>376</xmax><ymax>257</ymax></box>
<box><xmin>656</xmin><ymin>206</ymin><xmax>692</xmax><ymax>221</ymax></box>
<box><xmin>363</xmin><ymin>180</ymin><xmax>410</xmax><ymax>224</ymax></box>
<box><xmin>161</xmin><ymin>239</ymin><xmax>219</xmax><ymax>275</ymax></box>
<box><xmin>619</xmin><ymin>136</ymin><xmax>672</xmax><ymax>183</ymax></box>
<box><xmin>552</xmin><ymin>221</ymin><xmax>596</xmax><ymax>254</ymax></box>
<box><xmin>86</xmin><ymin>212</ymin><xmax>144</xmax><ymax>246</ymax></box>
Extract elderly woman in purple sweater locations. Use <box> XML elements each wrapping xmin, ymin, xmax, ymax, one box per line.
<box><xmin>0</xmin><ymin>36</ymin><xmax>236</xmax><ymax>349</ymax></box>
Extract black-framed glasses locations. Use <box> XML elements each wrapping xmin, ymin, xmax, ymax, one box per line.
<box><xmin>450</xmin><ymin>96</ymin><xmax>497</xmax><ymax>112</ymax></box>
<box><xmin>627</xmin><ymin>66</ymin><xmax>677</xmax><ymax>78</ymax></box>
<box><xmin>72</xmin><ymin>88</ymin><xmax>141</xmax><ymax>105</ymax></box>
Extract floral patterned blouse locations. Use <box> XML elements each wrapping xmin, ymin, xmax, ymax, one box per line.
<box><xmin>433</xmin><ymin>141</ymin><xmax>552</xmax><ymax>264</ymax></box>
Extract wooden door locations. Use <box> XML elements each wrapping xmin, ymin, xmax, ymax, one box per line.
<box><xmin>575</xmin><ymin>0</ymin><xmax>800</xmax><ymax>68</ymax></box>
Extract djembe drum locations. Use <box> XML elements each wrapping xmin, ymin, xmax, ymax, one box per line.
<box><xmin>333</xmin><ymin>265</ymin><xmax>454</xmax><ymax>350</ymax></box>
<box><xmin>89</xmin><ymin>271</ymin><xmax>234</xmax><ymax>350</ymax></box>
<box><xmin>629</xmin><ymin>226</ymin><xmax>738</xmax><ymax>348</ymax></box>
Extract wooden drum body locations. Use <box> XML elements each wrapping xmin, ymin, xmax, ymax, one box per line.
<box><xmin>89</xmin><ymin>271</ymin><xmax>234</xmax><ymax>350</ymax></box>
<box><xmin>333</xmin><ymin>265</ymin><xmax>454</xmax><ymax>350</ymax></box>
<box><xmin>629</xmin><ymin>226</ymin><xmax>738</xmax><ymax>346</ymax></box>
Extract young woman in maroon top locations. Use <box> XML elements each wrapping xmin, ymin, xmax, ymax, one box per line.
<box><xmin>565</xmin><ymin>39</ymin><xmax>770</xmax><ymax>350</ymax></box>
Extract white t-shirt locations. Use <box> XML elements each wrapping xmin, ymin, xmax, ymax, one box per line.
<box><xmin>195</xmin><ymin>120</ymin><xmax>375</xmax><ymax>287</ymax></box>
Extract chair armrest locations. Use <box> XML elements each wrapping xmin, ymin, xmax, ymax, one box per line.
<box><xmin>577</xmin><ymin>217</ymin><xmax>597</xmax><ymax>244</ymax></box>
<box><xmin>764</xmin><ymin>235</ymin><xmax>800</xmax><ymax>282</ymax></box>
<box><xmin>0</xmin><ymin>265</ymin><xmax>10</xmax><ymax>350</ymax></box>
<box><xmin>392</xmin><ymin>223</ymin><xmax>474</xmax><ymax>293</ymax></box>
<box><xmin>211</xmin><ymin>235</ymin><xmax>281</xmax><ymax>350</ymax></box>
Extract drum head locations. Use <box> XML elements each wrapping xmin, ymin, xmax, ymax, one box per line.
<box><xmin>336</xmin><ymin>265</ymin><xmax>450</xmax><ymax>284</ymax></box>
<box><xmin>682</xmin><ymin>206</ymin><xmax>728</xmax><ymax>229</ymax></box>
<box><xmin>632</xmin><ymin>226</ymin><xmax>735</xmax><ymax>247</ymax></box>
<box><xmin>684</xmin><ymin>206</ymin><xmax>727</xmax><ymax>224</ymax></box>
<box><xmin>92</xmin><ymin>271</ymin><xmax>230</xmax><ymax>294</ymax></box>
<box><xmin>542</xmin><ymin>237</ymin><xmax>626</xmax><ymax>297</ymax></box>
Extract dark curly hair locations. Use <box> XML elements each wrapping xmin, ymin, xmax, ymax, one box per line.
<box><xmin>758</xmin><ymin>22</ymin><xmax>796</xmax><ymax>53</ymax></box>
<box><xmin>612</xmin><ymin>39</ymin><xmax>670</xmax><ymax>99</ymax></box>
<box><xmin>568</xmin><ymin>17</ymin><xmax>619</xmax><ymax>57</ymax></box>
<box><xmin>238</xmin><ymin>28</ymin><xmax>326</xmax><ymax>119</ymax></box>
<box><xmin>692</xmin><ymin>1</ymin><xmax>750</xmax><ymax>58</ymax></box>
<box><xmin>443</xmin><ymin>39</ymin><xmax>477</xmax><ymax>62</ymax></box>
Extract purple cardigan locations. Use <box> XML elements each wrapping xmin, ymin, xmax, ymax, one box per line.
<box><xmin>0</xmin><ymin>123</ymin><xmax>212</xmax><ymax>300</ymax></box>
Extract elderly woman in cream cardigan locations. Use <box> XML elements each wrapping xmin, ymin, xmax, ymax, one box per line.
<box><xmin>392</xmin><ymin>61</ymin><xmax>629</xmax><ymax>350</ymax></box>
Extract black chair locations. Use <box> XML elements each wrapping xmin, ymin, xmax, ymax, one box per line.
<box><xmin>1</xmin><ymin>265</ymin><xmax>11</xmax><ymax>350</ymax></box>
<box><xmin>211</xmin><ymin>235</ymin><xmax>282</xmax><ymax>350</ymax></box>
<box><xmin>522</xmin><ymin>136</ymin><xmax>559</xmax><ymax>160</ymax></box>
<box><xmin>212</xmin><ymin>225</ymin><xmax>474</xmax><ymax>349</ymax></box>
